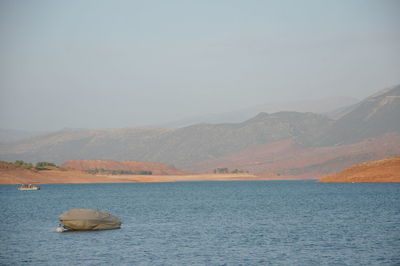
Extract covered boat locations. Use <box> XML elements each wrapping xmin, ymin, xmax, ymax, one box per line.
<box><xmin>59</xmin><ymin>209</ymin><xmax>121</xmax><ymax>231</ymax></box>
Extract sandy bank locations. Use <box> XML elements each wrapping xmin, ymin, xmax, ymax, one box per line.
<box><xmin>0</xmin><ymin>167</ymin><xmax>292</xmax><ymax>185</ymax></box>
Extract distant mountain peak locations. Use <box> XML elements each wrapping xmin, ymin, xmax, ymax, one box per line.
<box><xmin>319</xmin><ymin>84</ymin><xmax>400</xmax><ymax>145</ymax></box>
<box><xmin>159</xmin><ymin>96</ymin><xmax>359</xmax><ymax>128</ymax></box>
<box><xmin>244</xmin><ymin>112</ymin><xmax>270</xmax><ymax>123</ymax></box>
<box><xmin>365</xmin><ymin>94</ymin><xmax>400</xmax><ymax>121</ymax></box>
<box><xmin>366</xmin><ymin>84</ymin><xmax>400</xmax><ymax>101</ymax></box>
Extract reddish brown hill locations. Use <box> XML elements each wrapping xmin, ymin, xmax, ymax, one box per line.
<box><xmin>183</xmin><ymin>135</ymin><xmax>400</xmax><ymax>178</ymax></box>
<box><xmin>318</xmin><ymin>157</ymin><xmax>400</xmax><ymax>183</ymax></box>
<box><xmin>61</xmin><ymin>160</ymin><xmax>185</xmax><ymax>175</ymax></box>
<box><xmin>0</xmin><ymin>161</ymin><xmax>274</xmax><ymax>185</ymax></box>
<box><xmin>0</xmin><ymin>162</ymin><xmax>116</xmax><ymax>184</ymax></box>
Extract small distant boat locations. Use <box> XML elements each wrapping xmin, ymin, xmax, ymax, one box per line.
<box><xmin>18</xmin><ymin>184</ymin><xmax>40</xmax><ymax>190</ymax></box>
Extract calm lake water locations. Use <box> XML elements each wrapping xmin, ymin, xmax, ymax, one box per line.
<box><xmin>0</xmin><ymin>181</ymin><xmax>399</xmax><ymax>265</ymax></box>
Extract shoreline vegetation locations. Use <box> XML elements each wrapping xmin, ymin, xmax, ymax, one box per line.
<box><xmin>0</xmin><ymin>160</ymin><xmax>313</xmax><ymax>185</ymax></box>
<box><xmin>1</xmin><ymin>157</ymin><xmax>400</xmax><ymax>185</ymax></box>
<box><xmin>84</xmin><ymin>168</ymin><xmax>153</xmax><ymax>175</ymax></box>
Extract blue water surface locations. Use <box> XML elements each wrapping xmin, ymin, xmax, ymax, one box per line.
<box><xmin>0</xmin><ymin>181</ymin><xmax>399</xmax><ymax>265</ymax></box>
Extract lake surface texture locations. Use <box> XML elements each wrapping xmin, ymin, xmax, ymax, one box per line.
<box><xmin>1</xmin><ymin>181</ymin><xmax>399</xmax><ymax>265</ymax></box>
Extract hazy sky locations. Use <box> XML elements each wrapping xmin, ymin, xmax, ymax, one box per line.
<box><xmin>1</xmin><ymin>0</ymin><xmax>399</xmax><ymax>131</ymax></box>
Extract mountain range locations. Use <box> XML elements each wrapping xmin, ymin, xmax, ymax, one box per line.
<box><xmin>0</xmin><ymin>85</ymin><xmax>399</xmax><ymax>178</ymax></box>
<box><xmin>158</xmin><ymin>96</ymin><xmax>358</xmax><ymax>127</ymax></box>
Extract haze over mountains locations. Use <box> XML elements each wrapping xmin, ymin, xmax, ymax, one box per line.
<box><xmin>319</xmin><ymin>86</ymin><xmax>400</xmax><ymax>145</ymax></box>
<box><xmin>159</xmin><ymin>96</ymin><xmax>358</xmax><ymax>128</ymax></box>
<box><xmin>0</xmin><ymin>129</ymin><xmax>47</xmax><ymax>143</ymax></box>
<box><xmin>0</xmin><ymin>96</ymin><xmax>357</xmax><ymax>143</ymax></box>
<box><xmin>0</xmin><ymin>85</ymin><xmax>399</xmax><ymax>178</ymax></box>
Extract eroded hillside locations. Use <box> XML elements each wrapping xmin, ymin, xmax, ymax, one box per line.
<box><xmin>318</xmin><ymin>156</ymin><xmax>400</xmax><ymax>183</ymax></box>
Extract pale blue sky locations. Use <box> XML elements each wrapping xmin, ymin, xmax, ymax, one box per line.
<box><xmin>1</xmin><ymin>0</ymin><xmax>399</xmax><ymax>130</ymax></box>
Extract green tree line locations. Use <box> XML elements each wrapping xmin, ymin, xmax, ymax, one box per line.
<box><xmin>13</xmin><ymin>160</ymin><xmax>57</xmax><ymax>170</ymax></box>
<box><xmin>85</xmin><ymin>168</ymin><xmax>152</xmax><ymax>175</ymax></box>
<box><xmin>213</xmin><ymin>168</ymin><xmax>249</xmax><ymax>174</ymax></box>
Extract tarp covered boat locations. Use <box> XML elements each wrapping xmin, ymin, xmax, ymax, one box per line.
<box><xmin>59</xmin><ymin>209</ymin><xmax>121</xmax><ymax>231</ymax></box>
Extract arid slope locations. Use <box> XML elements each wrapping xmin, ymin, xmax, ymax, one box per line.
<box><xmin>184</xmin><ymin>135</ymin><xmax>400</xmax><ymax>178</ymax></box>
<box><xmin>61</xmin><ymin>160</ymin><xmax>185</xmax><ymax>175</ymax></box>
<box><xmin>318</xmin><ymin>157</ymin><xmax>400</xmax><ymax>183</ymax></box>
<box><xmin>0</xmin><ymin>161</ymin><xmax>273</xmax><ymax>185</ymax></box>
